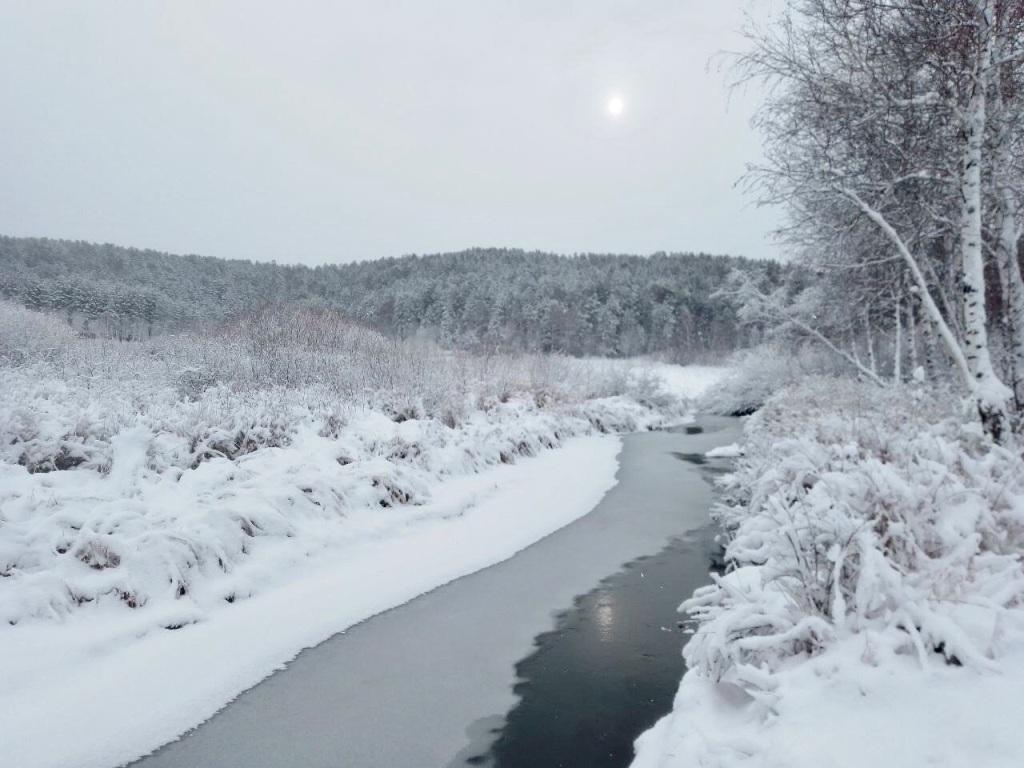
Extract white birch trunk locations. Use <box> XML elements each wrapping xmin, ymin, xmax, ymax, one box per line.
<box><xmin>957</xmin><ymin>0</ymin><xmax>1012</xmax><ymax>441</ymax></box>
<box><xmin>959</xmin><ymin>51</ymin><xmax>996</xmax><ymax>384</ymax></box>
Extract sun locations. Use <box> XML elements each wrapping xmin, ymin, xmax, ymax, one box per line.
<box><xmin>607</xmin><ymin>95</ymin><xmax>625</xmax><ymax>118</ymax></box>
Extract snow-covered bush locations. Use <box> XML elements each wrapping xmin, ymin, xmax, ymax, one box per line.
<box><xmin>700</xmin><ymin>342</ymin><xmax>852</xmax><ymax>416</ymax></box>
<box><xmin>685</xmin><ymin>377</ymin><xmax>1024</xmax><ymax>692</ymax></box>
<box><xmin>0</xmin><ymin>300</ymin><xmax>76</xmax><ymax>367</ymax></box>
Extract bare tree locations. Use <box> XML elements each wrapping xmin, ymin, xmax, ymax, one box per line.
<box><xmin>737</xmin><ymin>0</ymin><xmax>1024</xmax><ymax>442</ymax></box>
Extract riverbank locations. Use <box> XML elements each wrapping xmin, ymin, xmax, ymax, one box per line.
<box><xmin>632</xmin><ymin>378</ymin><xmax>1024</xmax><ymax>768</ymax></box>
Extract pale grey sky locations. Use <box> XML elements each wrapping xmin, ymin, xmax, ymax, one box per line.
<box><xmin>0</xmin><ymin>1</ymin><xmax>781</xmax><ymax>264</ymax></box>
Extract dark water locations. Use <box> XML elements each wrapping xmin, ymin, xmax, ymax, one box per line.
<box><xmin>452</xmin><ymin>443</ymin><xmax>735</xmax><ymax>768</ymax></box>
<box><xmin>458</xmin><ymin>524</ymin><xmax>721</xmax><ymax>768</ymax></box>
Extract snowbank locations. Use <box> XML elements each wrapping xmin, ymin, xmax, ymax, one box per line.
<box><xmin>632</xmin><ymin>377</ymin><xmax>1024</xmax><ymax>768</ymax></box>
<box><xmin>633</xmin><ymin>629</ymin><xmax>1024</xmax><ymax>768</ymax></box>
<box><xmin>704</xmin><ymin>443</ymin><xmax>743</xmax><ymax>458</ymax></box>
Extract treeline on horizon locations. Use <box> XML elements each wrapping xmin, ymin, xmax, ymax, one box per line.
<box><xmin>0</xmin><ymin>235</ymin><xmax>782</xmax><ymax>359</ymax></box>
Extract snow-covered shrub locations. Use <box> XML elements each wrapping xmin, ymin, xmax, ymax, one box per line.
<box><xmin>175</xmin><ymin>366</ymin><xmax>219</xmax><ymax>400</ymax></box>
<box><xmin>0</xmin><ymin>300</ymin><xmax>75</xmax><ymax>367</ymax></box>
<box><xmin>685</xmin><ymin>377</ymin><xmax>1024</xmax><ymax>692</ymax></box>
<box><xmin>700</xmin><ymin>342</ymin><xmax>847</xmax><ymax>416</ymax></box>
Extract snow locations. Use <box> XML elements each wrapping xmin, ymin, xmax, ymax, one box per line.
<box><xmin>632</xmin><ymin>376</ymin><xmax>1024</xmax><ymax>768</ymax></box>
<box><xmin>633</xmin><ymin>628</ymin><xmax>1024</xmax><ymax>768</ymax></box>
<box><xmin>705</xmin><ymin>442</ymin><xmax>743</xmax><ymax>458</ymax></box>
<box><xmin>1</xmin><ymin>434</ymin><xmax>621</xmax><ymax>768</ymax></box>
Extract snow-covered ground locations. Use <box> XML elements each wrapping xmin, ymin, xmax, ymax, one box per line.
<box><xmin>0</xmin><ymin>322</ymin><xmax>727</xmax><ymax>768</ymax></box>
<box><xmin>633</xmin><ymin>628</ymin><xmax>1024</xmax><ymax>768</ymax></box>
<box><xmin>632</xmin><ymin>377</ymin><xmax>1024</xmax><ymax>768</ymax></box>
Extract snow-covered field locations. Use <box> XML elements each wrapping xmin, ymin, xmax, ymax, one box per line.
<box><xmin>633</xmin><ymin>377</ymin><xmax>1024</xmax><ymax>768</ymax></box>
<box><xmin>0</xmin><ymin>305</ymin><xmax>727</xmax><ymax>768</ymax></box>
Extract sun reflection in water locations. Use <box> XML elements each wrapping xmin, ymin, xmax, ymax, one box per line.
<box><xmin>594</xmin><ymin>594</ymin><xmax>616</xmax><ymax>642</ymax></box>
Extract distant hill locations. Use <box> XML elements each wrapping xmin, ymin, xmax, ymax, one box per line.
<box><xmin>0</xmin><ymin>236</ymin><xmax>782</xmax><ymax>358</ymax></box>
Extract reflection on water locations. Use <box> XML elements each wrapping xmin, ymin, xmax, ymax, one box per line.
<box><xmin>594</xmin><ymin>597</ymin><xmax>616</xmax><ymax>642</ymax></box>
<box><xmin>457</xmin><ymin>524</ymin><xmax>723</xmax><ymax>768</ymax></box>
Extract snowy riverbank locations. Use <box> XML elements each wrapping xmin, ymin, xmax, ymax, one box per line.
<box><xmin>632</xmin><ymin>378</ymin><xmax>1024</xmax><ymax>768</ymax></box>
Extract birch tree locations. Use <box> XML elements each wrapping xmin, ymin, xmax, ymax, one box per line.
<box><xmin>738</xmin><ymin>0</ymin><xmax>1024</xmax><ymax>442</ymax></box>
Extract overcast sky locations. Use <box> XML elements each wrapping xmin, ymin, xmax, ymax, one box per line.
<box><xmin>0</xmin><ymin>1</ymin><xmax>781</xmax><ymax>265</ymax></box>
